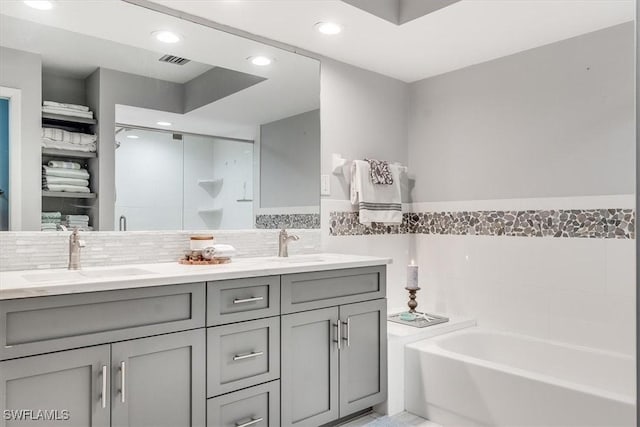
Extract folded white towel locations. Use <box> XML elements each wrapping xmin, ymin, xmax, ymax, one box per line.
<box><xmin>43</xmin><ymin>184</ymin><xmax>90</xmax><ymax>193</ymax></box>
<box><xmin>43</xmin><ymin>176</ymin><xmax>89</xmax><ymax>187</ymax></box>
<box><xmin>41</xmin><ymin>211</ymin><xmax>62</xmax><ymax>219</ymax></box>
<box><xmin>350</xmin><ymin>160</ymin><xmax>402</xmax><ymax>225</ymax></box>
<box><xmin>65</xmin><ymin>215</ymin><xmax>90</xmax><ymax>221</ymax></box>
<box><xmin>43</xmin><ymin>101</ymin><xmax>90</xmax><ymax>112</ymax></box>
<box><xmin>42</xmin><ymin>139</ymin><xmax>97</xmax><ymax>153</ymax></box>
<box><xmin>43</xmin><ymin>166</ymin><xmax>90</xmax><ymax>179</ymax></box>
<box><xmin>48</xmin><ymin>160</ymin><xmax>81</xmax><ymax>170</ymax></box>
<box><xmin>212</xmin><ymin>244</ymin><xmax>237</xmax><ymax>258</ymax></box>
<box><xmin>42</xmin><ymin>106</ymin><xmax>94</xmax><ymax>119</ymax></box>
<box><xmin>42</xmin><ymin>128</ymin><xmax>97</xmax><ymax>145</ymax></box>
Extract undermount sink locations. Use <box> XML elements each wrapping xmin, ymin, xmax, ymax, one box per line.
<box><xmin>22</xmin><ymin>267</ymin><xmax>153</xmax><ymax>283</ymax></box>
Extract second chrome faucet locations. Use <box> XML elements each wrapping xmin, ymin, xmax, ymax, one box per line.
<box><xmin>278</xmin><ymin>228</ymin><xmax>299</xmax><ymax>257</ymax></box>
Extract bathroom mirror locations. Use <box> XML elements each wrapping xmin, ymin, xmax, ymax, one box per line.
<box><xmin>0</xmin><ymin>1</ymin><xmax>320</xmax><ymax>231</ymax></box>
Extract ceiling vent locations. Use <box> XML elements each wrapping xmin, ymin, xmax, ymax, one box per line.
<box><xmin>158</xmin><ymin>54</ymin><xmax>191</xmax><ymax>66</ymax></box>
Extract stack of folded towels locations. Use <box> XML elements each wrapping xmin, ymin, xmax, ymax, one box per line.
<box><xmin>42</xmin><ymin>160</ymin><xmax>91</xmax><ymax>193</ymax></box>
<box><xmin>41</xmin><ymin>211</ymin><xmax>61</xmax><ymax>231</ymax></box>
<box><xmin>63</xmin><ymin>215</ymin><xmax>90</xmax><ymax>230</ymax></box>
<box><xmin>42</xmin><ymin>101</ymin><xmax>94</xmax><ymax>120</ymax></box>
<box><xmin>42</xmin><ymin>127</ymin><xmax>97</xmax><ymax>153</ymax></box>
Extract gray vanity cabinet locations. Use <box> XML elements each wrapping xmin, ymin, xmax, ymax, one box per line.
<box><xmin>338</xmin><ymin>299</ymin><xmax>387</xmax><ymax>417</ymax></box>
<box><xmin>280</xmin><ymin>266</ymin><xmax>387</xmax><ymax>427</ymax></box>
<box><xmin>281</xmin><ymin>307</ymin><xmax>340</xmax><ymax>427</ymax></box>
<box><xmin>0</xmin><ymin>345</ymin><xmax>111</xmax><ymax>427</ymax></box>
<box><xmin>110</xmin><ymin>329</ymin><xmax>206</xmax><ymax>427</ymax></box>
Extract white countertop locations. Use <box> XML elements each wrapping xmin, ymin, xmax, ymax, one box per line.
<box><xmin>0</xmin><ymin>253</ymin><xmax>391</xmax><ymax>300</ymax></box>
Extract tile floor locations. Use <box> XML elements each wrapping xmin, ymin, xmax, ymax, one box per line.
<box><xmin>340</xmin><ymin>411</ymin><xmax>440</xmax><ymax>427</ymax></box>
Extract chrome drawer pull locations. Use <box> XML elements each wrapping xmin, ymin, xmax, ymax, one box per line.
<box><xmin>333</xmin><ymin>322</ymin><xmax>341</xmax><ymax>350</ymax></box>
<box><xmin>233</xmin><ymin>296</ymin><xmax>264</xmax><ymax>304</ymax></box>
<box><xmin>236</xmin><ymin>417</ymin><xmax>264</xmax><ymax>427</ymax></box>
<box><xmin>342</xmin><ymin>318</ymin><xmax>350</xmax><ymax>347</ymax></box>
<box><xmin>233</xmin><ymin>351</ymin><xmax>264</xmax><ymax>361</ymax></box>
<box><xmin>101</xmin><ymin>365</ymin><xmax>107</xmax><ymax>409</ymax></box>
<box><xmin>120</xmin><ymin>361</ymin><xmax>126</xmax><ymax>403</ymax></box>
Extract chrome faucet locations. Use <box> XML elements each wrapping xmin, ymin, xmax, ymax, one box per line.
<box><xmin>278</xmin><ymin>228</ymin><xmax>299</xmax><ymax>257</ymax></box>
<box><xmin>68</xmin><ymin>228</ymin><xmax>86</xmax><ymax>270</ymax></box>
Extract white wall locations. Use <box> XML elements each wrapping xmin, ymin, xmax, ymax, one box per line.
<box><xmin>406</xmin><ymin>24</ymin><xmax>635</xmax><ymax>355</ymax></box>
<box><xmin>320</xmin><ymin>58</ymin><xmax>411</xmax><ymax>311</ymax></box>
<box><xmin>411</xmin><ymin>196</ymin><xmax>635</xmax><ymax>356</ymax></box>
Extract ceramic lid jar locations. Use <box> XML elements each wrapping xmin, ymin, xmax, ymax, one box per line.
<box><xmin>190</xmin><ymin>235</ymin><xmax>214</xmax><ymax>251</ymax></box>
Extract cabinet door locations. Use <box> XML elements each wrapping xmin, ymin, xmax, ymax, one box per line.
<box><xmin>110</xmin><ymin>329</ymin><xmax>205</xmax><ymax>427</ymax></box>
<box><xmin>339</xmin><ymin>299</ymin><xmax>387</xmax><ymax>417</ymax></box>
<box><xmin>0</xmin><ymin>345</ymin><xmax>110</xmax><ymax>427</ymax></box>
<box><xmin>281</xmin><ymin>307</ymin><xmax>339</xmax><ymax>427</ymax></box>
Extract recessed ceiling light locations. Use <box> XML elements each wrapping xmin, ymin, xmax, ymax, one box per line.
<box><xmin>248</xmin><ymin>56</ymin><xmax>272</xmax><ymax>66</ymax></box>
<box><xmin>24</xmin><ymin>1</ymin><xmax>53</xmax><ymax>10</ymax></box>
<box><xmin>126</xmin><ymin>135</ymin><xmax>139</xmax><ymax>139</ymax></box>
<box><xmin>152</xmin><ymin>30</ymin><xmax>181</xmax><ymax>44</ymax></box>
<box><xmin>315</xmin><ymin>22</ymin><xmax>342</xmax><ymax>35</ymax></box>
<box><xmin>156</xmin><ymin>121</ymin><xmax>172</xmax><ymax>126</ymax></box>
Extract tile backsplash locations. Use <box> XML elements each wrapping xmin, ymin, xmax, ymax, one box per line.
<box><xmin>0</xmin><ymin>229</ymin><xmax>321</xmax><ymax>272</ymax></box>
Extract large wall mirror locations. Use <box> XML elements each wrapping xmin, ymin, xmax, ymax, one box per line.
<box><xmin>0</xmin><ymin>1</ymin><xmax>320</xmax><ymax>231</ymax></box>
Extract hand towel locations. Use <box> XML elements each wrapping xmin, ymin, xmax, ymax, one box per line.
<box><xmin>48</xmin><ymin>160</ymin><xmax>81</xmax><ymax>170</ymax></box>
<box><xmin>42</xmin><ymin>166</ymin><xmax>90</xmax><ymax>179</ymax></box>
<box><xmin>350</xmin><ymin>160</ymin><xmax>402</xmax><ymax>225</ymax></box>
<box><xmin>43</xmin><ymin>176</ymin><xmax>89</xmax><ymax>187</ymax></box>
<box><xmin>365</xmin><ymin>159</ymin><xmax>394</xmax><ymax>185</ymax></box>
<box><xmin>43</xmin><ymin>184</ymin><xmax>91</xmax><ymax>193</ymax></box>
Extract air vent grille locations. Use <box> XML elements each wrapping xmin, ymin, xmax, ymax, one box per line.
<box><xmin>158</xmin><ymin>54</ymin><xmax>191</xmax><ymax>66</ymax></box>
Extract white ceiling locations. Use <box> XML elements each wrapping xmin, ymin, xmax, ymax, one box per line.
<box><xmin>149</xmin><ymin>0</ymin><xmax>635</xmax><ymax>83</ymax></box>
<box><xmin>0</xmin><ymin>0</ymin><xmax>319</xmax><ymax>138</ymax></box>
<box><xmin>0</xmin><ymin>14</ymin><xmax>213</xmax><ymax>82</ymax></box>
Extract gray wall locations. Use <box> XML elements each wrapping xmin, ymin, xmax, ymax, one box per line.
<box><xmin>260</xmin><ymin>109</ymin><xmax>320</xmax><ymax>208</ymax></box>
<box><xmin>89</xmin><ymin>68</ymin><xmax>184</xmax><ymax>230</ymax></box>
<box><xmin>408</xmin><ymin>22</ymin><xmax>635</xmax><ymax>202</ymax></box>
<box><xmin>320</xmin><ymin>58</ymin><xmax>409</xmax><ymax>200</ymax></box>
<box><xmin>42</xmin><ymin>72</ymin><xmax>86</xmax><ymax>106</ymax></box>
<box><xmin>0</xmin><ymin>47</ymin><xmax>42</xmax><ymax>230</ymax></box>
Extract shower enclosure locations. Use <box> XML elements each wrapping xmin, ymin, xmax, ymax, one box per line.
<box><xmin>115</xmin><ymin>127</ymin><xmax>254</xmax><ymax>231</ymax></box>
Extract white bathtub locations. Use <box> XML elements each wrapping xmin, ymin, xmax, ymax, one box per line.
<box><xmin>405</xmin><ymin>328</ymin><xmax>636</xmax><ymax>426</ymax></box>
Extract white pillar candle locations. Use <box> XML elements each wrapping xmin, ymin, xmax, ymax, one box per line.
<box><xmin>407</xmin><ymin>260</ymin><xmax>419</xmax><ymax>289</ymax></box>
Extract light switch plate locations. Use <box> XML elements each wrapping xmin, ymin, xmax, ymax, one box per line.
<box><xmin>320</xmin><ymin>174</ymin><xmax>331</xmax><ymax>196</ymax></box>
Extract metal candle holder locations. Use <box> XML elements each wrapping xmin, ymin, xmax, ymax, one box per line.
<box><xmin>405</xmin><ymin>286</ymin><xmax>420</xmax><ymax>313</ymax></box>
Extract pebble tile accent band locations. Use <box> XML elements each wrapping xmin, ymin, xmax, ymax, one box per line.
<box><xmin>329</xmin><ymin>208</ymin><xmax>635</xmax><ymax>239</ymax></box>
<box><xmin>256</xmin><ymin>214</ymin><xmax>320</xmax><ymax>229</ymax></box>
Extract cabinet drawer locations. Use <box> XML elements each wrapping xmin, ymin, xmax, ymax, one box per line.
<box><xmin>207</xmin><ymin>317</ymin><xmax>280</xmax><ymax>397</ymax></box>
<box><xmin>0</xmin><ymin>283</ymin><xmax>205</xmax><ymax>360</ymax></box>
<box><xmin>207</xmin><ymin>380</ymin><xmax>279</xmax><ymax>427</ymax></box>
<box><xmin>281</xmin><ymin>266</ymin><xmax>386</xmax><ymax>314</ymax></box>
<box><xmin>207</xmin><ymin>276</ymin><xmax>280</xmax><ymax>326</ymax></box>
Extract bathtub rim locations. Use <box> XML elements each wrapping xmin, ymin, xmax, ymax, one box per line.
<box><xmin>407</xmin><ymin>327</ymin><xmax>636</xmax><ymax>406</ymax></box>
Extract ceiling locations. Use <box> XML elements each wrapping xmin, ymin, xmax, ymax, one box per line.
<box><xmin>148</xmin><ymin>0</ymin><xmax>635</xmax><ymax>83</ymax></box>
<box><xmin>0</xmin><ymin>1</ymin><xmax>319</xmax><ymax>138</ymax></box>
<box><xmin>0</xmin><ymin>14</ymin><xmax>213</xmax><ymax>83</ymax></box>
